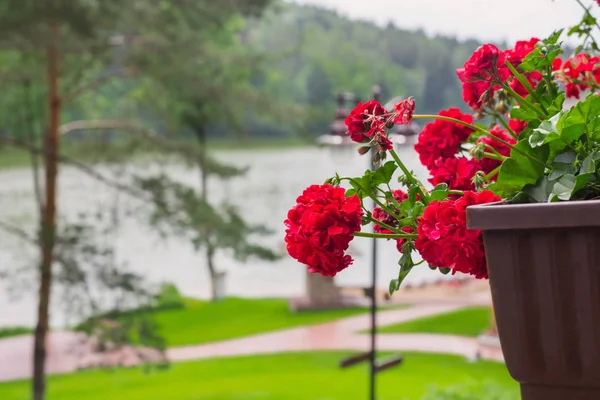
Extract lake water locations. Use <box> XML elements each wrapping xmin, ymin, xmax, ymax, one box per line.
<box><xmin>0</xmin><ymin>145</ymin><xmax>456</xmax><ymax>327</ymax></box>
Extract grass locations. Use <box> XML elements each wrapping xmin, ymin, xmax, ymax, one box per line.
<box><xmin>0</xmin><ymin>136</ymin><xmax>313</xmax><ymax>170</ymax></box>
<box><xmin>103</xmin><ymin>297</ymin><xmax>383</xmax><ymax>347</ymax></box>
<box><xmin>0</xmin><ymin>326</ymin><xmax>32</xmax><ymax>339</ymax></box>
<box><xmin>0</xmin><ymin>352</ymin><xmax>517</xmax><ymax>400</ymax></box>
<box><xmin>378</xmin><ymin>307</ymin><xmax>491</xmax><ymax>337</ymax></box>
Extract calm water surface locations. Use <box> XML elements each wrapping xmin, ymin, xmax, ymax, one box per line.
<box><xmin>0</xmin><ymin>146</ymin><xmax>455</xmax><ymax>327</ymax></box>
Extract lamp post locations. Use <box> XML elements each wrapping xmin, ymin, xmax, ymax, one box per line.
<box><xmin>318</xmin><ymin>86</ymin><xmax>413</xmax><ymax>400</ymax></box>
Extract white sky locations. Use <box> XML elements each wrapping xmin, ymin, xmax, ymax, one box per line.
<box><xmin>291</xmin><ymin>0</ymin><xmax>598</xmax><ymax>44</ymax></box>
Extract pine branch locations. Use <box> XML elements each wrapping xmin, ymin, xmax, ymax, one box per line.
<box><xmin>63</xmin><ymin>68</ymin><xmax>136</xmax><ymax>103</ymax></box>
<box><xmin>0</xmin><ymin>137</ymin><xmax>152</xmax><ymax>204</ymax></box>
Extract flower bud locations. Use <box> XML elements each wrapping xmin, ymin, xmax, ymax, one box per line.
<box><xmin>472</xmin><ymin>171</ymin><xmax>486</xmax><ymax>190</ymax></box>
<box><xmin>357</xmin><ymin>145</ymin><xmax>372</xmax><ymax>155</ymax></box>
<box><xmin>469</xmin><ymin>142</ymin><xmax>486</xmax><ymax>161</ymax></box>
<box><xmin>495</xmin><ymin>101</ymin><xmax>508</xmax><ymax>114</ymax></box>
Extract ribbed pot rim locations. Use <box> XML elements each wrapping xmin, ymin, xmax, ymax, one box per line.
<box><xmin>467</xmin><ymin>199</ymin><xmax>600</xmax><ymax>230</ymax></box>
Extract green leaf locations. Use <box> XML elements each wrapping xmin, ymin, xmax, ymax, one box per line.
<box><xmin>439</xmin><ymin>268</ymin><xmax>451</xmax><ymax>275</ymax></box>
<box><xmin>548</xmin><ymin>163</ymin><xmax>575</xmax><ymax>181</ymax></box>
<box><xmin>492</xmin><ymin>141</ymin><xmax>549</xmax><ymax>197</ymax></box>
<box><xmin>548</xmin><ymin>93</ymin><xmax>566</xmax><ymax>115</ymax></box>
<box><xmin>345</xmin><ymin>189</ymin><xmax>356</xmax><ymax>197</ymax></box>
<box><xmin>396</xmin><ymin>253</ymin><xmax>414</xmax><ymax>289</ymax></box>
<box><xmin>510</xmin><ymin>106</ymin><xmax>539</xmax><ymax>123</ymax></box>
<box><xmin>553</xmin><ymin>149</ymin><xmax>577</xmax><ymax>164</ymax></box>
<box><xmin>429</xmin><ymin>183</ymin><xmax>449</xmax><ymax>202</ymax></box>
<box><xmin>581</xmin><ymin>151</ymin><xmax>600</xmax><ymax>174</ymax></box>
<box><xmin>521</xmin><ymin>175</ymin><xmax>554</xmax><ymax>203</ymax></box>
<box><xmin>389</xmin><ymin>279</ymin><xmax>399</xmax><ymax>295</ymax></box>
<box><xmin>552</xmin><ymin>174</ymin><xmax>576</xmax><ymax>200</ymax></box>
<box><xmin>574</xmin><ymin>173</ymin><xmax>593</xmax><ymax>194</ymax></box>
<box><xmin>558</xmin><ymin>93</ymin><xmax>600</xmax><ymax>147</ymax></box>
<box><xmin>372</xmin><ymin>161</ymin><xmax>397</xmax><ymax>186</ymax></box>
<box><xmin>529</xmin><ymin>112</ymin><xmax>561</xmax><ymax>147</ymax></box>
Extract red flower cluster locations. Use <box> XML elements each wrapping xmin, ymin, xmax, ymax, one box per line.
<box><xmin>415</xmin><ymin>190</ymin><xmax>500</xmax><ymax>279</ymax></box>
<box><xmin>344</xmin><ymin>100</ymin><xmax>389</xmax><ymax>143</ymax></box>
<box><xmin>429</xmin><ymin>157</ymin><xmax>479</xmax><ymax>191</ymax></box>
<box><xmin>554</xmin><ymin>53</ymin><xmax>600</xmax><ymax>99</ymax></box>
<box><xmin>345</xmin><ymin>100</ymin><xmax>395</xmax><ymax>153</ymax></box>
<box><xmin>476</xmin><ymin>125</ymin><xmax>516</xmax><ymax>173</ymax></box>
<box><xmin>457</xmin><ymin>39</ymin><xmax>540</xmax><ymax>109</ymax></box>
<box><xmin>372</xmin><ymin>190</ymin><xmax>414</xmax><ymax>252</ymax></box>
<box><xmin>285</xmin><ymin>184</ymin><xmax>363</xmax><ymax>277</ymax></box>
<box><xmin>504</xmin><ymin>38</ymin><xmax>543</xmax><ymax>96</ymax></box>
<box><xmin>414</xmin><ymin>108</ymin><xmax>474</xmax><ymax>170</ymax></box>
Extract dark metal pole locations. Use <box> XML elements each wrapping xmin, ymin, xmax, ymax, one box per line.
<box><xmin>369</xmin><ymin>85</ymin><xmax>381</xmax><ymax>400</ymax></box>
<box><xmin>369</xmin><ymin>162</ymin><xmax>377</xmax><ymax>400</ymax></box>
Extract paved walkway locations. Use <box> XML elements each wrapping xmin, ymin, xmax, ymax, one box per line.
<box><xmin>0</xmin><ymin>292</ymin><xmax>501</xmax><ymax>383</ymax></box>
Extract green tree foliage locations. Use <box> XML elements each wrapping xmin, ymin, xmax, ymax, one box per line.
<box><xmin>243</xmin><ymin>2</ymin><xmax>481</xmax><ymax>137</ymax></box>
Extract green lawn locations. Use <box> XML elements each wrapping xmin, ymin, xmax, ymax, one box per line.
<box><xmin>138</xmin><ymin>297</ymin><xmax>378</xmax><ymax>347</ymax></box>
<box><xmin>0</xmin><ymin>352</ymin><xmax>517</xmax><ymax>400</ymax></box>
<box><xmin>378</xmin><ymin>307</ymin><xmax>491</xmax><ymax>337</ymax></box>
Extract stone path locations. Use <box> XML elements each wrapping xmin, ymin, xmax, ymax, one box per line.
<box><xmin>0</xmin><ymin>292</ymin><xmax>501</xmax><ymax>383</ymax></box>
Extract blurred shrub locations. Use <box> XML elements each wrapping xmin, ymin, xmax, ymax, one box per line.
<box><xmin>155</xmin><ymin>282</ymin><xmax>185</xmax><ymax>309</ymax></box>
<box><xmin>0</xmin><ymin>326</ymin><xmax>32</xmax><ymax>338</ymax></box>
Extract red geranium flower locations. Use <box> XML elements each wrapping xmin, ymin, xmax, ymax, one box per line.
<box><xmin>429</xmin><ymin>157</ymin><xmax>480</xmax><ymax>191</ymax></box>
<box><xmin>414</xmin><ymin>108</ymin><xmax>474</xmax><ymax>170</ymax></box>
<box><xmin>415</xmin><ymin>190</ymin><xmax>500</xmax><ymax>279</ymax></box>
<box><xmin>457</xmin><ymin>44</ymin><xmax>506</xmax><ymax>83</ymax></box>
<box><xmin>461</xmin><ymin>80</ymin><xmax>492</xmax><ymax>110</ymax></box>
<box><xmin>476</xmin><ymin>125</ymin><xmax>516</xmax><ymax>173</ymax></box>
<box><xmin>393</xmin><ymin>98</ymin><xmax>415</xmax><ymax>125</ymax></box>
<box><xmin>504</xmin><ymin>38</ymin><xmax>539</xmax><ymax>66</ymax></box>
<box><xmin>285</xmin><ymin>184</ymin><xmax>363</xmax><ymax>277</ymax></box>
<box><xmin>344</xmin><ymin>100</ymin><xmax>389</xmax><ymax>143</ymax></box>
<box><xmin>508</xmin><ymin>118</ymin><xmax>527</xmax><ymax>135</ymax></box>
<box><xmin>559</xmin><ymin>53</ymin><xmax>600</xmax><ymax>99</ymax></box>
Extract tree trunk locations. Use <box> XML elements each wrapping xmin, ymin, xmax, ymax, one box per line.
<box><xmin>195</xmin><ymin>126</ymin><xmax>218</xmax><ymax>301</ymax></box>
<box><xmin>33</xmin><ymin>22</ymin><xmax>61</xmax><ymax>400</ymax></box>
<box><xmin>207</xmin><ymin>245</ymin><xmax>218</xmax><ymax>301</ymax></box>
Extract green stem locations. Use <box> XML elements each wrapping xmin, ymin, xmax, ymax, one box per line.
<box><xmin>413</xmin><ymin>115</ymin><xmax>547</xmax><ymax>167</ymax></box>
<box><xmin>342</xmin><ymin>177</ymin><xmax>403</xmax><ymax>221</ymax></box>
<box><xmin>492</xmin><ymin>112</ymin><xmax>518</xmax><ymax>139</ymax></box>
<box><xmin>388</xmin><ymin>148</ymin><xmax>429</xmax><ymax>205</ymax></box>
<box><xmin>485</xmin><ymin>165</ymin><xmax>502</xmax><ymax>181</ymax></box>
<box><xmin>369</xmin><ymin>216</ymin><xmax>403</xmax><ymax>234</ymax></box>
<box><xmin>354</xmin><ymin>231</ymin><xmax>418</xmax><ymax>239</ymax></box>
<box><xmin>500</xmin><ymin>81</ymin><xmax>547</xmax><ymax>118</ymax></box>
<box><xmin>448</xmin><ymin>190</ymin><xmax>464</xmax><ymax>196</ymax></box>
<box><xmin>575</xmin><ymin>0</ymin><xmax>600</xmax><ymax>40</ymax></box>
<box><xmin>504</xmin><ymin>60</ymin><xmax>549</xmax><ymax>115</ymax></box>
<box><xmin>385</xmin><ymin>183</ymin><xmax>404</xmax><ymax>212</ymax></box>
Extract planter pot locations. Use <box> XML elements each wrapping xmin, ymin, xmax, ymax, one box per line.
<box><xmin>467</xmin><ymin>200</ymin><xmax>600</xmax><ymax>400</ymax></box>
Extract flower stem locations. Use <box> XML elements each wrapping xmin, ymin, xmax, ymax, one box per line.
<box><xmin>500</xmin><ymin>81</ymin><xmax>547</xmax><ymax>118</ymax></box>
<box><xmin>368</xmin><ymin>216</ymin><xmax>403</xmax><ymax>234</ymax></box>
<box><xmin>354</xmin><ymin>231</ymin><xmax>418</xmax><ymax>239</ymax></box>
<box><xmin>413</xmin><ymin>115</ymin><xmax>547</xmax><ymax>166</ymax></box>
<box><xmin>342</xmin><ymin>177</ymin><xmax>403</xmax><ymax>221</ymax></box>
<box><xmin>491</xmin><ymin>112</ymin><xmax>518</xmax><ymax>139</ymax></box>
<box><xmin>448</xmin><ymin>190</ymin><xmax>464</xmax><ymax>196</ymax></box>
<box><xmin>388</xmin><ymin>148</ymin><xmax>429</xmax><ymax>205</ymax></box>
<box><xmin>485</xmin><ymin>165</ymin><xmax>502</xmax><ymax>181</ymax></box>
<box><xmin>504</xmin><ymin>60</ymin><xmax>549</xmax><ymax>115</ymax></box>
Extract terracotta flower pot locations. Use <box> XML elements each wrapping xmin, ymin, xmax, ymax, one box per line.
<box><xmin>467</xmin><ymin>200</ymin><xmax>600</xmax><ymax>400</ymax></box>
